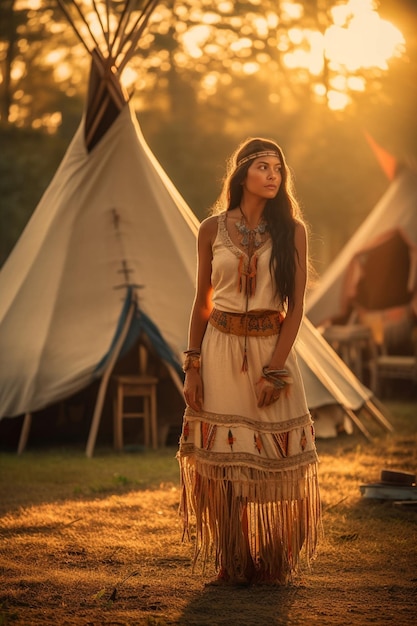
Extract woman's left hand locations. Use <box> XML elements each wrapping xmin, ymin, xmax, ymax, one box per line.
<box><xmin>255</xmin><ymin>377</ymin><xmax>280</xmax><ymax>407</ymax></box>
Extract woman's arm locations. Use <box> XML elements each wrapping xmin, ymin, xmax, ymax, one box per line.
<box><xmin>256</xmin><ymin>222</ymin><xmax>307</xmax><ymax>407</ymax></box>
<box><xmin>183</xmin><ymin>216</ymin><xmax>217</xmax><ymax>411</ymax></box>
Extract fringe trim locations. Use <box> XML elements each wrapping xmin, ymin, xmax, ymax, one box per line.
<box><xmin>179</xmin><ymin>444</ymin><xmax>318</xmax><ymax>473</ymax></box>
<box><xmin>184</xmin><ymin>406</ymin><xmax>313</xmax><ymax>434</ymax></box>
<box><xmin>178</xmin><ymin>456</ymin><xmax>321</xmax><ymax>584</ymax></box>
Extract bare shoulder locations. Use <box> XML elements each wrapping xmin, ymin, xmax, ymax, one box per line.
<box><xmin>198</xmin><ymin>215</ymin><xmax>218</xmax><ymax>244</ymax></box>
<box><xmin>294</xmin><ymin>221</ymin><xmax>307</xmax><ymax>246</ymax></box>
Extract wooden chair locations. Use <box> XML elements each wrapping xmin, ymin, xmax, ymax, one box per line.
<box><xmin>112</xmin><ymin>344</ymin><xmax>159</xmax><ymax>451</ymax></box>
<box><xmin>369</xmin><ymin>354</ymin><xmax>417</xmax><ymax>396</ymax></box>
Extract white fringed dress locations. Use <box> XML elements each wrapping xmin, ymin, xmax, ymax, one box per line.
<box><xmin>177</xmin><ymin>212</ymin><xmax>321</xmax><ymax>583</ymax></box>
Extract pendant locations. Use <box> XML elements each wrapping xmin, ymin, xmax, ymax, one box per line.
<box><xmin>235</xmin><ymin>219</ymin><xmax>268</xmax><ymax>249</ymax></box>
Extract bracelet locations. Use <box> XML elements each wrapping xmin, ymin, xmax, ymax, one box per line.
<box><xmin>262</xmin><ymin>367</ymin><xmax>293</xmax><ymax>389</ymax></box>
<box><xmin>182</xmin><ymin>351</ymin><xmax>201</xmax><ymax>373</ymax></box>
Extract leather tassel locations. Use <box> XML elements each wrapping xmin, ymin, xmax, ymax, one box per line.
<box><xmin>248</xmin><ymin>255</ymin><xmax>257</xmax><ymax>296</ymax></box>
<box><xmin>241</xmin><ymin>346</ymin><xmax>248</xmax><ymax>372</ymax></box>
<box><xmin>237</xmin><ymin>255</ymin><xmax>245</xmax><ymax>292</ymax></box>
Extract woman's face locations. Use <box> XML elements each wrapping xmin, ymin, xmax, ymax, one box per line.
<box><xmin>242</xmin><ymin>155</ymin><xmax>282</xmax><ymax>200</ymax></box>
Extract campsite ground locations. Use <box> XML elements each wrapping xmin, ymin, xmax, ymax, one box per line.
<box><xmin>0</xmin><ymin>400</ymin><xmax>416</xmax><ymax>626</ymax></box>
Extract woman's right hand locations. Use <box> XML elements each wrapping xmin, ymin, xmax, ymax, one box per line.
<box><xmin>183</xmin><ymin>370</ymin><xmax>204</xmax><ymax>411</ymax></box>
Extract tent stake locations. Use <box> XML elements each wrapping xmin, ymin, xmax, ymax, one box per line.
<box><xmin>364</xmin><ymin>399</ymin><xmax>394</xmax><ymax>433</ymax></box>
<box><xmin>86</xmin><ymin>301</ymin><xmax>135</xmax><ymax>457</ymax></box>
<box><xmin>363</xmin><ymin>399</ymin><xmax>394</xmax><ymax>432</ymax></box>
<box><xmin>341</xmin><ymin>406</ymin><xmax>373</xmax><ymax>442</ymax></box>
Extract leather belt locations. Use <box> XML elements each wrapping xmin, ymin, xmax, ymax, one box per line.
<box><xmin>209</xmin><ymin>308</ymin><xmax>283</xmax><ymax>337</ymax></box>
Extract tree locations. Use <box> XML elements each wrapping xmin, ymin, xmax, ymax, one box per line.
<box><xmin>0</xmin><ymin>0</ymin><xmax>415</xmax><ymax>268</ymax></box>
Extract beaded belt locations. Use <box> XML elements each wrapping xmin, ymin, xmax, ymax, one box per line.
<box><xmin>209</xmin><ymin>308</ymin><xmax>283</xmax><ymax>337</ymax></box>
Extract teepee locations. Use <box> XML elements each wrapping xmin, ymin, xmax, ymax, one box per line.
<box><xmin>0</xmin><ymin>0</ymin><xmax>198</xmax><ymax>454</ymax></box>
<box><xmin>307</xmin><ymin>165</ymin><xmax>417</xmax><ymax>329</ymax></box>
<box><xmin>0</xmin><ymin>0</ymin><xmax>390</xmax><ymax>454</ymax></box>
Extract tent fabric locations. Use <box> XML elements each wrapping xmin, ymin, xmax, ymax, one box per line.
<box><xmin>296</xmin><ymin>317</ymin><xmax>372</xmax><ymax>411</ymax></box>
<box><xmin>0</xmin><ymin>104</ymin><xmax>198</xmax><ymax>418</ymax></box>
<box><xmin>306</xmin><ymin>167</ymin><xmax>417</xmax><ymax>326</ymax></box>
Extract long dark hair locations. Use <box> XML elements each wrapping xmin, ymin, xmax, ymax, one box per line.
<box><xmin>214</xmin><ymin>137</ymin><xmax>305</xmax><ymax>309</ymax></box>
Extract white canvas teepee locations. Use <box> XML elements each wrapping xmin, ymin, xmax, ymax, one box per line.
<box><xmin>0</xmin><ymin>1</ymin><xmax>390</xmax><ymax>453</ymax></box>
<box><xmin>307</xmin><ymin>165</ymin><xmax>417</xmax><ymax>327</ymax></box>
<box><xmin>0</xmin><ymin>0</ymin><xmax>198</xmax><ymax>453</ymax></box>
<box><xmin>0</xmin><ymin>103</ymin><xmax>198</xmax><ymax>415</ymax></box>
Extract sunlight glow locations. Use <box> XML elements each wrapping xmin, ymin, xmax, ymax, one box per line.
<box><xmin>32</xmin><ymin>111</ymin><xmax>62</xmax><ymax>134</ymax></box>
<box><xmin>328</xmin><ymin>89</ymin><xmax>351</xmax><ymax>111</ymax></box>
<box><xmin>280</xmin><ymin>0</ymin><xmax>405</xmax><ymax>109</ymax></box>
<box><xmin>176</xmin><ymin>0</ymin><xmax>406</xmax><ymax>111</ymax></box>
<box><xmin>10</xmin><ymin>0</ymin><xmax>407</xmax><ymax>127</ymax></box>
<box><xmin>201</xmin><ymin>72</ymin><xmax>219</xmax><ymax>95</ymax></box>
<box><xmin>325</xmin><ymin>1</ymin><xmax>405</xmax><ymax>71</ymax></box>
<box><xmin>230</xmin><ymin>38</ymin><xmax>252</xmax><ymax>53</ymax></box>
<box><xmin>120</xmin><ymin>67</ymin><xmax>138</xmax><ymax>90</ymax></box>
<box><xmin>15</xmin><ymin>0</ymin><xmax>42</xmax><ymax>9</ymax></box>
<box><xmin>182</xmin><ymin>25</ymin><xmax>211</xmax><ymax>58</ymax></box>
<box><xmin>347</xmin><ymin>76</ymin><xmax>366</xmax><ymax>92</ymax></box>
<box><xmin>281</xmin><ymin>2</ymin><xmax>303</xmax><ymax>21</ymax></box>
<box><xmin>242</xmin><ymin>62</ymin><xmax>259</xmax><ymax>75</ymax></box>
<box><xmin>54</xmin><ymin>62</ymin><xmax>72</xmax><ymax>82</ymax></box>
<box><xmin>313</xmin><ymin>83</ymin><xmax>327</xmax><ymax>97</ymax></box>
<box><xmin>252</xmin><ymin>17</ymin><xmax>269</xmax><ymax>37</ymax></box>
<box><xmin>45</xmin><ymin>50</ymin><xmax>65</xmax><ymax>65</ymax></box>
<box><xmin>202</xmin><ymin>12</ymin><xmax>221</xmax><ymax>25</ymax></box>
<box><xmin>10</xmin><ymin>61</ymin><xmax>25</xmax><ymax>82</ymax></box>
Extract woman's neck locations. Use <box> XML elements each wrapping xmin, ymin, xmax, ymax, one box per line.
<box><xmin>239</xmin><ymin>201</ymin><xmax>266</xmax><ymax>229</ymax></box>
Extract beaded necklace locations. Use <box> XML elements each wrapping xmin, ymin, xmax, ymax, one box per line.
<box><xmin>235</xmin><ymin>206</ymin><xmax>268</xmax><ymax>255</ymax></box>
<box><xmin>234</xmin><ymin>207</ymin><xmax>269</xmax><ymax>371</ymax></box>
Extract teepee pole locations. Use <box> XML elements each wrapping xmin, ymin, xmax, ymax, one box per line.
<box><xmin>105</xmin><ymin>0</ymin><xmax>111</xmax><ymax>38</ymax></box>
<box><xmin>56</xmin><ymin>0</ymin><xmax>91</xmax><ymax>53</ymax></box>
<box><xmin>68</xmin><ymin>0</ymin><xmax>102</xmax><ymax>50</ymax></box>
<box><xmin>91</xmin><ymin>0</ymin><xmax>109</xmax><ymax>52</ymax></box>
<box><xmin>364</xmin><ymin>399</ymin><xmax>394</xmax><ymax>432</ymax></box>
<box><xmin>118</xmin><ymin>0</ymin><xmax>159</xmax><ymax>71</ymax></box>
<box><xmin>86</xmin><ymin>300</ymin><xmax>135</xmax><ymax>457</ymax></box>
<box><xmin>115</xmin><ymin>0</ymin><xmax>155</xmax><ymax>59</ymax></box>
<box><xmin>163</xmin><ymin>360</ymin><xmax>184</xmax><ymax>396</ymax></box>
<box><xmin>17</xmin><ymin>413</ymin><xmax>32</xmax><ymax>455</ymax></box>
<box><xmin>108</xmin><ymin>0</ymin><xmax>133</xmax><ymax>59</ymax></box>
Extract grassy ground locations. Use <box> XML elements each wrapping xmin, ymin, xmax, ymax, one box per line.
<box><xmin>0</xmin><ymin>401</ymin><xmax>416</xmax><ymax>625</ymax></box>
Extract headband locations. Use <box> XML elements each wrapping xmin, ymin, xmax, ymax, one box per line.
<box><xmin>236</xmin><ymin>150</ymin><xmax>281</xmax><ymax>168</ymax></box>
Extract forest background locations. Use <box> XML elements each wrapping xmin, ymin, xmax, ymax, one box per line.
<box><xmin>0</xmin><ymin>0</ymin><xmax>417</xmax><ymax>275</ymax></box>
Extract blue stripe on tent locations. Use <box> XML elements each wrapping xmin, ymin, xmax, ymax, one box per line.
<box><xmin>94</xmin><ymin>288</ymin><xmax>182</xmax><ymax>378</ymax></box>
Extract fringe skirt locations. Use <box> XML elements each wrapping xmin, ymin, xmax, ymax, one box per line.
<box><xmin>177</xmin><ymin>320</ymin><xmax>321</xmax><ymax>584</ymax></box>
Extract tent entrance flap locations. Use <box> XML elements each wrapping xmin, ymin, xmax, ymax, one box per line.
<box><xmin>87</xmin><ymin>289</ymin><xmax>184</xmax><ymax>457</ymax></box>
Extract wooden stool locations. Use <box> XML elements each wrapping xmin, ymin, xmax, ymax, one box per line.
<box><xmin>113</xmin><ymin>374</ymin><xmax>158</xmax><ymax>451</ymax></box>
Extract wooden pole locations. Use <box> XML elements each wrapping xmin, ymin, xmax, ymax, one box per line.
<box><xmin>17</xmin><ymin>413</ymin><xmax>32</xmax><ymax>455</ymax></box>
<box><xmin>86</xmin><ymin>301</ymin><xmax>135</xmax><ymax>457</ymax></box>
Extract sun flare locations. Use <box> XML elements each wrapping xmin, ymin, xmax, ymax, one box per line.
<box><xmin>179</xmin><ymin>0</ymin><xmax>405</xmax><ymax>110</ymax></box>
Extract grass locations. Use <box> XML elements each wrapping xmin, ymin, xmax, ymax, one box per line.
<box><xmin>0</xmin><ymin>447</ymin><xmax>179</xmax><ymax>512</ymax></box>
<box><xmin>0</xmin><ymin>401</ymin><xmax>416</xmax><ymax>625</ymax></box>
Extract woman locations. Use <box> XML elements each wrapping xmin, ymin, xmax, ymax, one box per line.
<box><xmin>177</xmin><ymin>137</ymin><xmax>321</xmax><ymax>585</ymax></box>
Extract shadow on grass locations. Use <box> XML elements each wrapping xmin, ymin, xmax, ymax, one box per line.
<box><xmin>178</xmin><ymin>582</ymin><xmax>299</xmax><ymax>626</ymax></box>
